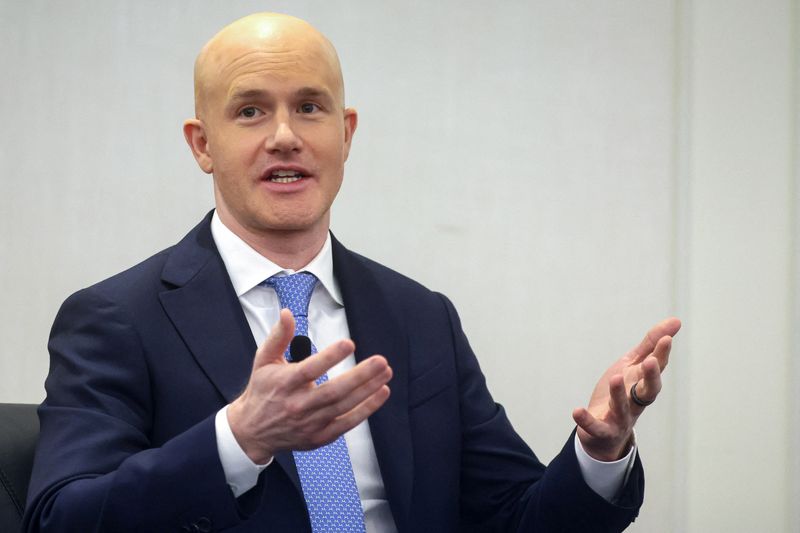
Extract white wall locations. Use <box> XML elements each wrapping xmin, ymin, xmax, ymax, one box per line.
<box><xmin>682</xmin><ymin>1</ymin><xmax>796</xmax><ymax>531</ymax></box>
<box><xmin>0</xmin><ymin>1</ymin><xmax>796</xmax><ymax>531</ymax></box>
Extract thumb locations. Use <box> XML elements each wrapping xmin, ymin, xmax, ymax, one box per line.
<box><xmin>252</xmin><ymin>309</ymin><xmax>295</xmax><ymax>370</ymax></box>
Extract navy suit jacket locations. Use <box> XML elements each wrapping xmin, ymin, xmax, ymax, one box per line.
<box><xmin>25</xmin><ymin>213</ymin><xmax>644</xmax><ymax>532</ymax></box>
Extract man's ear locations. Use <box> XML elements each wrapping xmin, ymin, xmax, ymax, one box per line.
<box><xmin>342</xmin><ymin>107</ymin><xmax>358</xmax><ymax>162</ymax></box>
<box><xmin>183</xmin><ymin>119</ymin><xmax>214</xmax><ymax>173</ymax></box>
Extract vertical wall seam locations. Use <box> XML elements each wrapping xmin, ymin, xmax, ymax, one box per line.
<box><xmin>671</xmin><ymin>0</ymin><xmax>692</xmax><ymax>530</ymax></box>
<box><xmin>790</xmin><ymin>0</ymin><xmax>799</xmax><ymax>529</ymax></box>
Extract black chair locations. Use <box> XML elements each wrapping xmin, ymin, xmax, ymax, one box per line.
<box><xmin>0</xmin><ymin>403</ymin><xmax>39</xmax><ymax>532</ymax></box>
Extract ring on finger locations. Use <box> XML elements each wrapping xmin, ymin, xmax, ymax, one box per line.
<box><xmin>630</xmin><ymin>381</ymin><xmax>654</xmax><ymax>407</ymax></box>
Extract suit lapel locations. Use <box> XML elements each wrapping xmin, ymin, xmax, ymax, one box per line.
<box><xmin>158</xmin><ymin>214</ymin><xmax>256</xmax><ymax>403</ymax></box>
<box><xmin>332</xmin><ymin>236</ymin><xmax>414</xmax><ymax>532</ymax></box>
<box><xmin>157</xmin><ymin>214</ymin><xmax>303</xmax><ymax>493</ymax></box>
<box><xmin>154</xmin><ymin>218</ymin><xmax>413</xmax><ymax>520</ymax></box>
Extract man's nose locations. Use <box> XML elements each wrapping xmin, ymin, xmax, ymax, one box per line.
<box><xmin>265</xmin><ymin>118</ymin><xmax>302</xmax><ymax>153</ymax></box>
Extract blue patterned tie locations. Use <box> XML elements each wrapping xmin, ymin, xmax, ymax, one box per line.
<box><xmin>263</xmin><ymin>272</ymin><xmax>366</xmax><ymax>533</ymax></box>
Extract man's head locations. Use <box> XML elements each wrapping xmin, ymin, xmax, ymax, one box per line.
<box><xmin>184</xmin><ymin>13</ymin><xmax>357</xmax><ymax>250</ymax></box>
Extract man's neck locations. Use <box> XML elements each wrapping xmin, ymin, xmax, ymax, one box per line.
<box><xmin>216</xmin><ymin>212</ymin><xmax>329</xmax><ymax>271</ymax></box>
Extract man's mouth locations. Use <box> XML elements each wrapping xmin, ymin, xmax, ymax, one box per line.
<box><xmin>268</xmin><ymin>170</ymin><xmax>306</xmax><ymax>183</ymax></box>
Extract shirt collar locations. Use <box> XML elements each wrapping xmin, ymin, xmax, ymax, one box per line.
<box><xmin>210</xmin><ymin>211</ymin><xmax>343</xmax><ymax>305</ymax></box>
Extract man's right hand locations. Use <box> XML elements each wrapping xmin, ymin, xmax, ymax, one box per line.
<box><xmin>227</xmin><ymin>309</ymin><xmax>393</xmax><ymax>464</ymax></box>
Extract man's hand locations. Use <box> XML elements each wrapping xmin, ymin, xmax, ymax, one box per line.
<box><xmin>572</xmin><ymin>317</ymin><xmax>681</xmax><ymax>462</ymax></box>
<box><xmin>227</xmin><ymin>309</ymin><xmax>393</xmax><ymax>464</ymax></box>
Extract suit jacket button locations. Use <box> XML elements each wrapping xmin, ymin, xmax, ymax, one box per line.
<box><xmin>196</xmin><ymin>517</ymin><xmax>212</xmax><ymax>532</ymax></box>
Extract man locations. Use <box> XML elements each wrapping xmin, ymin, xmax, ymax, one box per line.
<box><xmin>24</xmin><ymin>13</ymin><xmax>680</xmax><ymax>532</ymax></box>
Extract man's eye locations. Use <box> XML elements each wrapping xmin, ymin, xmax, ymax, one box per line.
<box><xmin>299</xmin><ymin>103</ymin><xmax>319</xmax><ymax>114</ymax></box>
<box><xmin>239</xmin><ymin>107</ymin><xmax>260</xmax><ymax>118</ymax></box>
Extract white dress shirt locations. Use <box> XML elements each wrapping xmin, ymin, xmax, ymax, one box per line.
<box><xmin>209</xmin><ymin>212</ymin><xmax>635</xmax><ymax>531</ymax></box>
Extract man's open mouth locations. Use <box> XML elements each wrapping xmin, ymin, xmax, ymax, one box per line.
<box><xmin>268</xmin><ymin>170</ymin><xmax>306</xmax><ymax>183</ymax></box>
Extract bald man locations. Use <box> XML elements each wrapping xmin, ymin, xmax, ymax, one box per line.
<box><xmin>25</xmin><ymin>13</ymin><xmax>680</xmax><ymax>533</ymax></box>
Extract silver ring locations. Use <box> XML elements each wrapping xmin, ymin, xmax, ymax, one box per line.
<box><xmin>630</xmin><ymin>381</ymin><xmax>654</xmax><ymax>407</ymax></box>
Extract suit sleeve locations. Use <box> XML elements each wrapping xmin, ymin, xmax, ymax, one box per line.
<box><xmin>438</xmin><ymin>294</ymin><xmax>644</xmax><ymax>532</ymax></box>
<box><xmin>23</xmin><ymin>286</ymin><xmax>257</xmax><ymax>532</ymax></box>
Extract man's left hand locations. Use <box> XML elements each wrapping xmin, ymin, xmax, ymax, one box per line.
<box><xmin>572</xmin><ymin>317</ymin><xmax>682</xmax><ymax>461</ymax></box>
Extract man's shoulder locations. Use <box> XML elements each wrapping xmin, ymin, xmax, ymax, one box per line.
<box><xmin>58</xmin><ymin>245</ymin><xmax>173</xmax><ymax>319</ymax></box>
<box><xmin>95</xmin><ymin>246</ymin><xmax>175</xmax><ymax>292</ymax></box>
<box><xmin>331</xmin><ymin>237</ymin><xmax>449</xmax><ymax>311</ymax></box>
<box><xmin>341</xmin><ymin>248</ymin><xmax>429</xmax><ymax>290</ymax></box>
<box><xmin>63</xmin><ymin>214</ymin><xmax>216</xmax><ymax>308</ymax></box>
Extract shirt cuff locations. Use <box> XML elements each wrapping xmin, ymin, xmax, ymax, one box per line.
<box><xmin>215</xmin><ymin>405</ymin><xmax>272</xmax><ymax>498</ymax></box>
<box><xmin>573</xmin><ymin>432</ymin><xmax>637</xmax><ymax>502</ymax></box>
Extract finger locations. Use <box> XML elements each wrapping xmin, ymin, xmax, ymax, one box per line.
<box><xmin>308</xmin><ymin>356</ymin><xmax>391</xmax><ymax>406</ymax></box>
<box><xmin>306</xmin><ymin>360</ymin><xmax>393</xmax><ymax>420</ymax></box>
<box><xmin>632</xmin><ymin>356</ymin><xmax>662</xmax><ymax>405</ymax></box>
<box><xmin>286</xmin><ymin>338</ymin><xmax>357</xmax><ymax>388</ymax></box>
<box><xmin>292</xmin><ymin>356</ymin><xmax>391</xmax><ymax>420</ymax></box>
<box><xmin>608</xmin><ymin>373</ymin><xmax>631</xmax><ymax>420</ymax></box>
<box><xmin>650</xmin><ymin>335</ymin><xmax>672</xmax><ymax>372</ymax></box>
<box><xmin>572</xmin><ymin>407</ymin><xmax>609</xmax><ymax>438</ymax></box>
<box><xmin>631</xmin><ymin>317</ymin><xmax>681</xmax><ymax>362</ymax></box>
<box><xmin>315</xmin><ymin>385</ymin><xmax>392</xmax><ymax>446</ymax></box>
<box><xmin>253</xmin><ymin>309</ymin><xmax>295</xmax><ymax>369</ymax></box>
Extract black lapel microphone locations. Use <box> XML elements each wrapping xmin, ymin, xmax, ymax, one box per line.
<box><xmin>289</xmin><ymin>335</ymin><xmax>312</xmax><ymax>362</ymax></box>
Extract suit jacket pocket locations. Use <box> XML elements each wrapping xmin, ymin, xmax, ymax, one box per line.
<box><xmin>408</xmin><ymin>361</ymin><xmax>454</xmax><ymax>409</ymax></box>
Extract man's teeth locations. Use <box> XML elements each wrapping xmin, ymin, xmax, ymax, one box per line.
<box><xmin>269</xmin><ymin>170</ymin><xmax>303</xmax><ymax>183</ymax></box>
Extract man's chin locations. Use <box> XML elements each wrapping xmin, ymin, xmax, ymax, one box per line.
<box><xmin>253</xmin><ymin>212</ymin><xmax>331</xmax><ymax>236</ymax></box>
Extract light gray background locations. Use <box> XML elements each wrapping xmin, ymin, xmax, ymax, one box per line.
<box><xmin>1</xmin><ymin>1</ymin><xmax>797</xmax><ymax>531</ymax></box>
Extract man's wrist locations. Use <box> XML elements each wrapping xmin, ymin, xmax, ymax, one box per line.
<box><xmin>215</xmin><ymin>406</ymin><xmax>272</xmax><ymax>498</ymax></box>
<box><xmin>227</xmin><ymin>399</ymin><xmax>274</xmax><ymax>464</ymax></box>
<box><xmin>574</xmin><ymin>431</ymin><xmax>637</xmax><ymax>502</ymax></box>
<box><xmin>577</xmin><ymin>428</ymin><xmax>634</xmax><ymax>462</ymax></box>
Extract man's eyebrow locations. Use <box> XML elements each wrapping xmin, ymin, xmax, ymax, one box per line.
<box><xmin>228</xmin><ymin>88</ymin><xmax>270</xmax><ymax>103</ymax></box>
<box><xmin>226</xmin><ymin>86</ymin><xmax>335</xmax><ymax>104</ymax></box>
<box><xmin>295</xmin><ymin>86</ymin><xmax>332</xmax><ymax>100</ymax></box>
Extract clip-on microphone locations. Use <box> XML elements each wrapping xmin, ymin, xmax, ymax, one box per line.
<box><xmin>289</xmin><ymin>335</ymin><xmax>312</xmax><ymax>362</ymax></box>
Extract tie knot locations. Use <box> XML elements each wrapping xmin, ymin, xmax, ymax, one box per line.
<box><xmin>264</xmin><ymin>272</ymin><xmax>318</xmax><ymax>317</ymax></box>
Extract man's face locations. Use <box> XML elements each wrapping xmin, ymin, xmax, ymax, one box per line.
<box><xmin>188</xmin><ymin>28</ymin><xmax>357</xmax><ymax>241</ymax></box>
